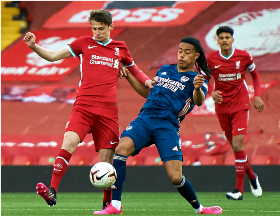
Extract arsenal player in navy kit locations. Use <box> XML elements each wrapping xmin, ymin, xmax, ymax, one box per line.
<box><xmin>207</xmin><ymin>26</ymin><xmax>264</xmax><ymax>200</ymax></box>
<box><xmin>24</xmin><ymin>9</ymin><xmax>154</xmax><ymax>209</ymax></box>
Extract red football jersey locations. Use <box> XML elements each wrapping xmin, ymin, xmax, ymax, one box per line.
<box><xmin>207</xmin><ymin>48</ymin><xmax>256</xmax><ymax>114</ymax></box>
<box><xmin>68</xmin><ymin>36</ymin><xmax>135</xmax><ymax>106</ymax></box>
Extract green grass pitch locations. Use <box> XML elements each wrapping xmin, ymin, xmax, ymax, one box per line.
<box><xmin>1</xmin><ymin>192</ymin><xmax>280</xmax><ymax>215</ymax></box>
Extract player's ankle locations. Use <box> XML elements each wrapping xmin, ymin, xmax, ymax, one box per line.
<box><xmin>111</xmin><ymin>200</ymin><xmax>121</xmax><ymax>210</ymax></box>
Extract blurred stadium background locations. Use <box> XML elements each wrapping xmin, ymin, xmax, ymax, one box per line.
<box><xmin>1</xmin><ymin>1</ymin><xmax>280</xmax><ymax>192</ymax></box>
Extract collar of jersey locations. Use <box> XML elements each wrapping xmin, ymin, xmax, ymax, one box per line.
<box><xmin>93</xmin><ymin>37</ymin><xmax>112</xmax><ymax>46</ymax></box>
<box><xmin>219</xmin><ymin>48</ymin><xmax>235</xmax><ymax>60</ymax></box>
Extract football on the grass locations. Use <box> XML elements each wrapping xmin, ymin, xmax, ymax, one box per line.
<box><xmin>89</xmin><ymin>162</ymin><xmax>117</xmax><ymax>189</ymax></box>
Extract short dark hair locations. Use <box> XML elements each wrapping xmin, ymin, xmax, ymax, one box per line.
<box><xmin>216</xmin><ymin>26</ymin><xmax>234</xmax><ymax>37</ymax></box>
<box><xmin>180</xmin><ymin>36</ymin><xmax>212</xmax><ymax>78</ymax></box>
<box><xmin>88</xmin><ymin>9</ymin><xmax>112</xmax><ymax>26</ymax></box>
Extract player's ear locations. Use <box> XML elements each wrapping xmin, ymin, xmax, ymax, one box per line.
<box><xmin>194</xmin><ymin>52</ymin><xmax>200</xmax><ymax>60</ymax></box>
<box><xmin>109</xmin><ymin>23</ymin><xmax>114</xmax><ymax>31</ymax></box>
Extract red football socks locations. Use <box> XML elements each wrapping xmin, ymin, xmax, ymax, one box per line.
<box><xmin>103</xmin><ymin>188</ymin><xmax>112</xmax><ymax>203</ymax></box>
<box><xmin>50</xmin><ymin>149</ymin><xmax>72</xmax><ymax>192</ymax></box>
<box><xmin>234</xmin><ymin>150</ymin><xmax>247</xmax><ymax>194</ymax></box>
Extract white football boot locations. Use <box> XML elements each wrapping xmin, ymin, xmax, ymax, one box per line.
<box><xmin>225</xmin><ymin>189</ymin><xmax>243</xmax><ymax>200</ymax></box>
<box><xmin>249</xmin><ymin>174</ymin><xmax>262</xmax><ymax>197</ymax></box>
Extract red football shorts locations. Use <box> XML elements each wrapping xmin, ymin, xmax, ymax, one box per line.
<box><xmin>217</xmin><ymin>109</ymin><xmax>249</xmax><ymax>141</ymax></box>
<box><xmin>65</xmin><ymin>105</ymin><xmax>119</xmax><ymax>151</ymax></box>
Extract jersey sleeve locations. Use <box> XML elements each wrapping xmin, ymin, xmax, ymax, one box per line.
<box><xmin>67</xmin><ymin>37</ymin><xmax>85</xmax><ymax>58</ymax></box>
<box><xmin>245</xmin><ymin>51</ymin><xmax>256</xmax><ymax>72</ymax></box>
<box><xmin>201</xmin><ymin>78</ymin><xmax>209</xmax><ymax>97</ymax></box>
<box><xmin>120</xmin><ymin>43</ymin><xmax>134</xmax><ymax>67</ymax></box>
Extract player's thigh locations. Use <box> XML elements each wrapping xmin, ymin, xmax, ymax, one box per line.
<box><xmin>217</xmin><ymin>113</ymin><xmax>233</xmax><ymax>141</ymax></box>
<box><xmin>153</xmin><ymin>119</ymin><xmax>182</xmax><ymax>162</ymax></box>
<box><xmin>232</xmin><ymin>109</ymin><xmax>249</xmax><ymax>136</ymax></box>
<box><xmin>92</xmin><ymin>110</ymin><xmax>119</xmax><ymax>152</ymax></box>
<box><xmin>120</xmin><ymin>117</ymin><xmax>152</xmax><ymax>156</ymax></box>
<box><xmin>65</xmin><ymin>109</ymin><xmax>92</xmax><ymax>142</ymax></box>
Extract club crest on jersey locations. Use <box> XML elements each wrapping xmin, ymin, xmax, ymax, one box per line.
<box><xmin>115</xmin><ymin>47</ymin><xmax>119</xmax><ymax>56</ymax></box>
<box><xmin>181</xmin><ymin>76</ymin><xmax>189</xmax><ymax>82</ymax></box>
<box><xmin>126</xmin><ymin>125</ymin><xmax>132</xmax><ymax>131</ymax></box>
<box><xmin>236</xmin><ymin>61</ymin><xmax>240</xmax><ymax>69</ymax></box>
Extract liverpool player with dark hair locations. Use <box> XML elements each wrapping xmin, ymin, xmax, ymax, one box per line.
<box><xmin>207</xmin><ymin>26</ymin><xmax>263</xmax><ymax>200</ymax></box>
<box><xmin>23</xmin><ymin>9</ymin><xmax>154</xmax><ymax>208</ymax></box>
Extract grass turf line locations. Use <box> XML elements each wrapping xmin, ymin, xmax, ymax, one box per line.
<box><xmin>1</xmin><ymin>192</ymin><xmax>280</xmax><ymax>216</ymax></box>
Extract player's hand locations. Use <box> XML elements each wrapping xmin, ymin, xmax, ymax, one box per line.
<box><xmin>253</xmin><ymin>96</ymin><xmax>264</xmax><ymax>112</ymax></box>
<box><xmin>211</xmin><ymin>90</ymin><xmax>223</xmax><ymax>104</ymax></box>
<box><xmin>119</xmin><ymin>66</ymin><xmax>128</xmax><ymax>79</ymax></box>
<box><xmin>145</xmin><ymin>76</ymin><xmax>158</xmax><ymax>89</ymax></box>
<box><xmin>23</xmin><ymin>32</ymin><xmax>36</xmax><ymax>49</ymax></box>
<box><xmin>193</xmin><ymin>75</ymin><xmax>204</xmax><ymax>89</ymax></box>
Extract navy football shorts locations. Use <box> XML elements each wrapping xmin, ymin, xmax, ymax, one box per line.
<box><xmin>121</xmin><ymin>116</ymin><xmax>182</xmax><ymax>163</ymax></box>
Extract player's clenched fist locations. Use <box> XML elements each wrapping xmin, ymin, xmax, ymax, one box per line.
<box><xmin>193</xmin><ymin>74</ymin><xmax>204</xmax><ymax>89</ymax></box>
<box><xmin>23</xmin><ymin>32</ymin><xmax>36</xmax><ymax>48</ymax></box>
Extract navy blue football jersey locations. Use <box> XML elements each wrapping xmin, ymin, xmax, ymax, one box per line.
<box><xmin>139</xmin><ymin>64</ymin><xmax>208</xmax><ymax>128</ymax></box>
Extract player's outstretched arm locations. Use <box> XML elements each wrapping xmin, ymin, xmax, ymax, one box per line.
<box><xmin>23</xmin><ymin>32</ymin><xmax>72</xmax><ymax>62</ymax></box>
<box><xmin>124</xmin><ymin>68</ymin><xmax>153</xmax><ymax>98</ymax></box>
<box><xmin>193</xmin><ymin>75</ymin><xmax>205</xmax><ymax>106</ymax></box>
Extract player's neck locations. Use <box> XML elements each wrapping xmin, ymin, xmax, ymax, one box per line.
<box><xmin>220</xmin><ymin>47</ymin><xmax>233</xmax><ymax>57</ymax></box>
<box><xmin>177</xmin><ymin>65</ymin><xmax>194</xmax><ymax>73</ymax></box>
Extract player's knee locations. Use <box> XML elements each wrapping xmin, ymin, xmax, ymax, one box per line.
<box><xmin>169</xmin><ymin>173</ymin><xmax>182</xmax><ymax>185</ymax></box>
<box><xmin>62</xmin><ymin>133</ymin><xmax>80</xmax><ymax>153</ymax></box>
<box><xmin>115</xmin><ymin>138</ymin><xmax>134</xmax><ymax>157</ymax></box>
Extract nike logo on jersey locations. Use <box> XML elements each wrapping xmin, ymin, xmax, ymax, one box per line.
<box><xmin>110</xmin><ymin>141</ymin><xmax>118</xmax><ymax>145</ymax></box>
<box><xmin>161</xmin><ymin>72</ymin><xmax>167</xmax><ymax>75</ymax></box>
<box><xmin>88</xmin><ymin>45</ymin><xmax>97</xmax><ymax>49</ymax></box>
<box><xmin>172</xmin><ymin>146</ymin><xmax>179</xmax><ymax>151</ymax></box>
<box><xmin>96</xmin><ymin>171</ymin><xmax>110</xmax><ymax>180</ymax></box>
<box><xmin>238</xmin><ymin>128</ymin><xmax>245</xmax><ymax>131</ymax></box>
<box><xmin>214</xmin><ymin>65</ymin><xmax>221</xmax><ymax>69</ymax></box>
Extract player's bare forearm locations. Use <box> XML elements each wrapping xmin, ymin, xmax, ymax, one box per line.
<box><xmin>125</xmin><ymin>71</ymin><xmax>151</xmax><ymax>98</ymax></box>
<box><xmin>31</xmin><ymin>45</ymin><xmax>71</xmax><ymax>62</ymax></box>
<box><xmin>193</xmin><ymin>88</ymin><xmax>205</xmax><ymax>106</ymax></box>
<box><xmin>23</xmin><ymin>32</ymin><xmax>71</xmax><ymax>61</ymax></box>
<box><xmin>193</xmin><ymin>75</ymin><xmax>205</xmax><ymax>106</ymax></box>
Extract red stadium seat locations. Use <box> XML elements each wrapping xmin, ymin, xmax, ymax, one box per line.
<box><xmin>223</xmin><ymin>155</ymin><xmax>235</xmax><ymax>165</ymax></box>
<box><xmin>38</xmin><ymin>156</ymin><xmax>56</xmax><ymax>165</ymax></box>
<box><xmin>12</xmin><ymin>156</ymin><xmax>38</xmax><ymax>165</ymax></box>
<box><xmin>182</xmin><ymin>155</ymin><xmax>196</xmax><ymax>166</ymax></box>
<box><xmin>278</xmin><ymin>158</ymin><xmax>280</xmax><ymax>165</ymax></box>
<box><xmin>143</xmin><ymin>156</ymin><xmax>164</xmax><ymax>166</ymax></box>
<box><xmin>251</xmin><ymin>155</ymin><xmax>276</xmax><ymax>165</ymax></box>
<box><xmin>69</xmin><ymin>156</ymin><xmax>90</xmax><ymax>166</ymax></box>
<box><xmin>1</xmin><ymin>156</ymin><xmax>12</xmax><ymax>165</ymax></box>
<box><xmin>127</xmin><ymin>155</ymin><xmax>143</xmax><ymax>166</ymax></box>
<box><xmin>198</xmin><ymin>155</ymin><xmax>223</xmax><ymax>165</ymax></box>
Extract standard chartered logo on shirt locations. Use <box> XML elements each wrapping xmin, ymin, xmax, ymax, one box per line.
<box><xmin>205</xmin><ymin>8</ymin><xmax>280</xmax><ymax>56</ymax></box>
<box><xmin>89</xmin><ymin>55</ymin><xmax>119</xmax><ymax>68</ymax></box>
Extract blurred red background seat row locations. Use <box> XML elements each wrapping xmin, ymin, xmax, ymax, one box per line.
<box><xmin>2</xmin><ymin>154</ymin><xmax>279</xmax><ymax>166</ymax></box>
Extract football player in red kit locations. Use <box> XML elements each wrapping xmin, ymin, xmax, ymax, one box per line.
<box><xmin>207</xmin><ymin>26</ymin><xmax>264</xmax><ymax>200</ymax></box>
<box><xmin>23</xmin><ymin>9</ymin><xmax>154</xmax><ymax>208</ymax></box>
